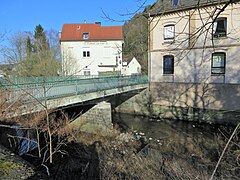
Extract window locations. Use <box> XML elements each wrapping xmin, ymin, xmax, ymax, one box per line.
<box><xmin>164</xmin><ymin>25</ymin><xmax>175</xmax><ymax>41</ymax></box>
<box><xmin>213</xmin><ymin>17</ymin><xmax>227</xmax><ymax>38</ymax></box>
<box><xmin>83</xmin><ymin>51</ymin><xmax>90</xmax><ymax>57</ymax></box>
<box><xmin>172</xmin><ymin>0</ymin><xmax>179</xmax><ymax>6</ymax></box>
<box><xmin>83</xmin><ymin>32</ymin><xmax>89</xmax><ymax>39</ymax></box>
<box><xmin>211</xmin><ymin>52</ymin><xmax>226</xmax><ymax>74</ymax></box>
<box><xmin>163</xmin><ymin>55</ymin><xmax>174</xmax><ymax>74</ymax></box>
<box><xmin>84</xmin><ymin>70</ymin><xmax>91</xmax><ymax>76</ymax></box>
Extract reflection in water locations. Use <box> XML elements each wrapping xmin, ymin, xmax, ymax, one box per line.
<box><xmin>113</xmin><ymin>112</ymin><xmax>220</xmax><ymax>141</ymax></box>
<box><xmin>112</xmin><ymin>112</ymin><xmax>227</xmax><ymax>167</ymax></box>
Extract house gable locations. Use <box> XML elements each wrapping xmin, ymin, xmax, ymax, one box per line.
<box><xmin>60</xmin><ymin>23</ymin><xmax>123</xmax><ymax>41</ymax></box>
<box><xmin>60</xmin><ymin>23</ymin><xmax>124</xmax><ymax>76</ymax></box>
<box><xmin>122</xmin><ymin>57</ymin><xmax>141</xmax><ymax>75</ymax></box>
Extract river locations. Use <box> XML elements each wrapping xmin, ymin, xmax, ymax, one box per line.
<box><xmin>0</xmin><ymin>113</ymin><xmax>238</xmax><ymax>179</ymax></box>
<box><xmin>113</xmin><ymin>112</ymin><xmax>223</xmax><ymax>141</ymax></box>
<box><xmin>112</xmin><ymin>113</ymin><xmax>239</xmax><ymax>179</ymax></box>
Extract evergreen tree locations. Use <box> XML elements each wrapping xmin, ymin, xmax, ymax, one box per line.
<box><xmin>34</xmin><ymin>24</ymin><xmax>44</xmax><ymax>39</ymax></box>
<box><xmin>26</xmin><ymin>36</ymin><xmax>33</xmax><ymax>56</ymax></box>
<box><xmin>16</xmin><ymin>25</ymin><xmax>60</xmax><ymax>77</ymax></box>
<box><xmin>34</xmin><ymin>24</ymin><xmax>49</xmax><ymax>51</ymax></box>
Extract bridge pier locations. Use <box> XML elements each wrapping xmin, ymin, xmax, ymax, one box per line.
<box><xmin>69</xmin><ymin>101</ymin><xmax>113</xmax><ymax>134</ymax></box>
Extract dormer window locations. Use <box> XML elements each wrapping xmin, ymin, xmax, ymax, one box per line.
<box><xmin>172</xmin><ymin>0</ymin><xmax>179</xmax><ymax>6</ymax></box>
<box><xmin>76</xmin><ymin>26</ymin><xmax>80</xmax><ymax>30</ymax></box>
<box><xmin>83</xmin><ymin>32</ymin><xmax>89</xmax><ymax>39</ymax></box>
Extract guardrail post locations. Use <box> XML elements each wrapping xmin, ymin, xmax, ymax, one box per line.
<box><xmin>75</xmin><ymin>79</ymin><xmax>78</xmax><ymax>95</ymax></box>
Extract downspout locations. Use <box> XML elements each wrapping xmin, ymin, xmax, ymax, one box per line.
<box><xmin>148</xmin><ymin>12</ymin><xmax>151</xmax><ymax>92</ymax></box>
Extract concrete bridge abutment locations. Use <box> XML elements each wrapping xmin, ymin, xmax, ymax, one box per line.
<box><xmin>69</xmin><ymin>101</ymin><xmax>113</xmax><ymax>134</ymax></box>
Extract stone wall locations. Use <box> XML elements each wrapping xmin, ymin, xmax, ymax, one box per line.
<box><xmin>115</xmin><ymin>83</ymin><xmax>240</xmax><ymax>125</ymax></box>
<box><xmin>70</xmin><ymin>101</ymin><xmax>113</xmax><ymax>133</ymax></box>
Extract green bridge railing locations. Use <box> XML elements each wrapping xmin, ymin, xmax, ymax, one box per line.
<box><xmin>0</xmin><ymin>75</ymin><xmax>107</xmax><ymax>87</ymax></box>
<box><xmin>0</xmin><ymin>75</ymin><xmax>148</xmax><ymax>101</ymax></box>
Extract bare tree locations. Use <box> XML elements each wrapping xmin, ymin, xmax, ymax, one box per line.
<box><xmin>0</xmin><ymin>32</ymin><xmax>5</xmax><ymax>55</ymax></box>
<box><xmin>105</xmin><ymin>1</ymin><xmax>240</xmax><ymax>179</ymax></box>
<box><xmin>3</xmin><ymin>31</ymin><xmax>29</xmax><ymax>65</ymax></box>
<box><xmin>0</xmin><ymin>26</ymin><xmax>62</xmax><ymax>171</ymax></box>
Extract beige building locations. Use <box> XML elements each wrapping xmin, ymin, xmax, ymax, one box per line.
<box><xmin>148</xmin><ymin>0</ymin><xmax>240</xmax><ymax>124</ymax></box>
<box><xmin>60</xmin><ymin>23</ymin><xmax>123</xmax><ymax>76</ymax></box>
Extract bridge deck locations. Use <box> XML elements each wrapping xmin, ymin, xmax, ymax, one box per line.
<box><xmin>1</xmin><ymin>75</ymin><xmax>148</xmax><ymax>110</ymax></box>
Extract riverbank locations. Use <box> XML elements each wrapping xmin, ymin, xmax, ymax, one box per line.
<box><xmin>0</xmin><ymin>144</ymin><xmax>35</xmax><ymax>179</ymax></box>
<box><xmin>115</xmin><ymin>89</ymin><xmax>240</xmax><ymax>125</ymax></box>
<box><xmin>0</xmin><ymin>113</ymin><xmax>239</xmax><ymax>179</ymax></box>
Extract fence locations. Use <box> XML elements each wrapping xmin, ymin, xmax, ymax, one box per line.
<box><xmin>0</xmin><ymin>75</ymin><xmax>148</xmax><ymax>102</ymax></box>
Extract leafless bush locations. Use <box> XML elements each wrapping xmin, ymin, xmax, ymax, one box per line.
<box><xmin>0</xmin><ymin>89</ymin><xmax>23</xmax><ymax>120</ymax></box>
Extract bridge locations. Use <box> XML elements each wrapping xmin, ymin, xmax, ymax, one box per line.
<box><xmin>0</xmin><ymin>75</ymin><xmax>148</xmax><ymax>119</ymax></box>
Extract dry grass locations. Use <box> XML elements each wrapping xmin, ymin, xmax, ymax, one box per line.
<box><xmin>1</xmin><ymin>88</ymin><xmax>239</xmax><ymax>179</ymax></box>
<box><xmin>98</xmin><ymin>141</ymin><xmax>212</xmax><ymax>180</ymax></box>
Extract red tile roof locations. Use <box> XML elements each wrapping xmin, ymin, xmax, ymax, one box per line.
<box><xmin>60</xmin><ymin>23</ymin><xmax>123</xmax><ymax>41</ymax></box>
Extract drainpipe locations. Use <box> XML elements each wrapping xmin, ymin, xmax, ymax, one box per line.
<box><xmin>148</xmin><ymin>12</ymin><xmax>151</xmax><ymax>92</ymax></box>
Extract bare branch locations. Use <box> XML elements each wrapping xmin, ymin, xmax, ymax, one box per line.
<box><xmin>210</xmin><ymin>123</ymin><xmax>240</xmax><ymax>180</ymax></box>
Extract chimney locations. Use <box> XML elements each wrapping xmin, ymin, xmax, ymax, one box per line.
<box><xmin>95</xmin><ymin>22</ymin><xmax>101</xmax><ymax>26</ymax></box>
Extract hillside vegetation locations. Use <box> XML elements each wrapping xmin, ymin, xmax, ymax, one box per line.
<box><xmin>122</xmin><ymin>1</ymin><xmax>159</xmax><ymax>74</ymax></box>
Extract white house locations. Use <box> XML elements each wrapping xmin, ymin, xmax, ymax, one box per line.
<box><xmin>122</xmin><ymin>57</ymin><xmax>141</xmax><ymax>76</ymax></box>
<box><xmin>60</xmin><ymin>22</ymin><xmax>123</xmax><ymax>76</ymax></box>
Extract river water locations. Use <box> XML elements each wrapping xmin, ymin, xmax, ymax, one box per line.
<box><xmin>113</xmin><ymin>112</ymin><xmax>223</xmax><ymax>141</ymax></box>
<box><xmin>112</xmin><ymin>113</ymin><xmax>239</xmax><ymax>178</ymax></box>
<box><xmin>0</xmin><ymin>113</ymin><xmax>238</xmax><ymax>179</ymax></box>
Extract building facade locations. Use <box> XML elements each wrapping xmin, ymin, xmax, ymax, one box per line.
<box><xmin>60</xmin><ymin>23</ymin><xmax>123</xmax><ymax>76</ymax></box>
<box><xmin>122</xmin><ymin>57</ymin><xmax>141</xmax><ymax>76</ymax></box>
<box><xmin>148</xmin><ymin>0</ymin><xmax>240</xmax><ymax>124</ymax></box>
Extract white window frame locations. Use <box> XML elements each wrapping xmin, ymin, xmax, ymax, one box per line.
<box><xmin>211</xmin><ymin>52</ymin><xmax>226</xmax><ymax>74</ymax></box>
<box><xmin>83</xmin><ymin>50</ymin><xmax>90</xmax><ymax>57</ymax></box>
<box><xmin>83</xmin><ymin>70</ymin><xmax>91</xmax><ymax>76</ymax></box>
<box><xmin>164</xmin><ymin>25</ymin><xmax>175</xmax><ymax>42</ymax></box>
<box><xmin>82</xmin><ymin>47</ymin><xmax>90</xmax><ymax>58</ymax></box>
<box><xmin>83</xmin><ymin>32</ymin><xmax>89</xmax><ymax>39</ymax></box>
